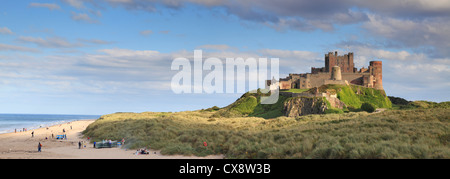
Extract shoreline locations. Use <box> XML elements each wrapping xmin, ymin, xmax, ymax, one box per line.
<box><xmin>0</xmin><ymin>119</ymin><xmax>96</xmax><ymax>135</ymax></box>
<box><xmin>0</xmin><ymin>119</ymin><xmax>224</xmax><ymax>159</ymax></box>
<box><xmin>0</xmin><ymin>113</ymin><xmax>101</xmax><ymax>134</ymax></box>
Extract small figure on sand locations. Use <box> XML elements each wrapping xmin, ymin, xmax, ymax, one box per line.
<box><xmin>38</xmin><ymin>142</ymin><xmax>42</xmax><ymax>152</ymax></box>
<box><xmin>135</xmin><ymin>148</ymin><xmax>149</xmax><ymax>155</ymax></box>
<box><xmin>31</xmin><ymin>131</ymin><xmax>34</xmax><ymax>138</ymax></box>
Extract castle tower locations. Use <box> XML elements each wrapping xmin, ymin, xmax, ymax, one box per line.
<box><xmin>348</xmin><ymin>52</ymin><xmax>354</xmax><ymax>72</ymax></box>
<box><xmin>324</xmin><ymin>51</ymin><xmax>355</xmax><ymax>73</ymax></box>
<box><xmin>325</xmin><ymin>52</ymin><xmax>335</xmax><ymax>72</ymax></box>
<box><xmin>331</xmin><ymin>66</ymin><xmax>342</xmax><ymax>81</ymax></box>
<box><xmin>370</xmin><ymin>61</ymin><xmax>383</xmax><ymax>90</ymax></box>
<box><xmin>368</xmin><ymin>75</ymin><xmax>374</xmax><ymax>88</ymax></box>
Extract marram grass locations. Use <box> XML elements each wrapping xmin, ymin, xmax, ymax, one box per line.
<box><xmin>83</xmin><ymin>107</ymin><xmax>450</xmax><ymax>159</ymax></box>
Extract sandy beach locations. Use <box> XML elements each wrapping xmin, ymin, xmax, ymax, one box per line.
<box><xmin>0</xmin><ymin>119</ymin><xmax>223</xmax><ymax>159</ymax></box>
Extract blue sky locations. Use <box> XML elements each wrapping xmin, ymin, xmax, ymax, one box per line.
<box><xmin>0</xmin><ymin>0</ymin><xmax>449</xmax><ymax>115</ymax></box>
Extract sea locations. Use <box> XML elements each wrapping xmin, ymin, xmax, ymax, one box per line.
<box><xmin>0</xmin><ymin>114</ymin><xmax>101</xmax><ymax>134</ymax></box>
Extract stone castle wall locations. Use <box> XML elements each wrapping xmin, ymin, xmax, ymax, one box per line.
<box><xmin>271</xmin><ymin>51</ymin><xmax>383</xmax><ymax>90</ymax></box>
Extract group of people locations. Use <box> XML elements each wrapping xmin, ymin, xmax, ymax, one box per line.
<box><xmin>78</xmin><ymin>141</ymin><xmax>87</xmax><ymax>149</ymax></box>
<box><xmin>33</xmin><ymin>126</ymin><xmax>71</xmax><ymax>152</ymax></box>
<box><xmin>35</xmin><ymin>135</ymin><xmax>128</xmax><ymax>152</ymax></box>
<box><xmin>14</xmin><ymin>128</ymin><xmax>28</xmax><ymax>133</ymax></box>
<box><xmin>135</xmin><ymin>148</ymin><xmax>150</xmax><ymax>155</ymax></box>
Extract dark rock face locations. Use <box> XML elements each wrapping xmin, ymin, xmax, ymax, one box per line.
<box><xmin>283</xmin><ymin>97</ymin><xmax>327</xmax><ymax>117</ymax></box>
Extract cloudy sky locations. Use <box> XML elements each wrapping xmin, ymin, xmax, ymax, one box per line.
<box><xmin>0</xmin><ymin>0</ymin><xmax>449</xmax><ymax>115</ymax></box>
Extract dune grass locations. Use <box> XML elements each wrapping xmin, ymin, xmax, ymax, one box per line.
<box><xmin>83</xmin><ymin>107</ymin><xmax>450</xmax><ymax>159</ymax></box>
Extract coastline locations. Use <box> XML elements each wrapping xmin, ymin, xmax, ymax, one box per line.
<box><xmin>0</xmin><ymin>119</ymin><xmax>224</xmax><ymax>159</ymax></box>
<box><xmin>0</xmin><ymin>114</ymin><xmax>101</xmax><ymax>134</ymax></box>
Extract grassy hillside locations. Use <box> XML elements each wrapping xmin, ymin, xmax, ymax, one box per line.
<box><xmin>83</xmin><ymin>106</ymin><xmax>450</xmax><ymax>159</ymax></box>
<box><xmin>318</xmin><ymin>84</ymin><xmax>392</xmax><ymax>109</ymax></box>
<box><xmin>82</xmin><ymin>85</ymin><xmax>448</xmax><ymax>158</ymax></box>
<box><xmin>214</xmin><ymin>84</ymin><xmax>392</xmax><ymax>118</ymax></box>
<box><xmin>212</xmin><ymin>91</ymin><xmax>287</xmax><ymax>118</ymax></box>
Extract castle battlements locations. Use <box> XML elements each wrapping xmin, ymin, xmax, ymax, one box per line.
<box><xmin>268</xmin><ymin>51</ymin><xmax>383</xmax><ymax>90</ymax></box>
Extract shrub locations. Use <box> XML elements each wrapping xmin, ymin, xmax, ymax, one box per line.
<box><xmin>325</xmin><ymin>108</ymin><xmax>344</xmax><ymax>114</ymax></box>
<box><xmin>203</xmin><ymin>106</ymin><xmax>220</xmax><ymax>112</ymax></box>
<box><xmin>388</xmin><ymin>96</ymin><xmax>410</xmax><ymax>105</ymax></box>
<box><xmin>361</xmin><ymin>102</ymin><xmax>376</xmax><ymax>113</ymax></box>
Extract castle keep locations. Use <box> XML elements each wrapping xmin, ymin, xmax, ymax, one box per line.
<box><xmin>270</xmin><ymin>51</ymin><xmax>383</xmax><ymax>90</ymax></box>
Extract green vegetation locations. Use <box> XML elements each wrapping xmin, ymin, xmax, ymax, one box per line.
<box><xmin>321</xmin><ymin>84</ymin><xmax>392</xmax><ymax>109</ymax></box>
<box><xmin>83</xmin><ymin>106</ymin><xmax>450</xmax><ymax>159</ymax></box>
<box><xmin>201</xmin><ymin>106</ymin><xmax>220</xmax><ymax>112</ymax></box>
<box><xmin>410</xmin><ymin>101</ymin><xmax>450</xmax><ymax>109</ymax></box>
<box><xmin>388</xmin><ymin>96</ymin><xmax>410</xmax><ymax>105</ymax></box>
<box><xmin>390</xmin><ymin>98</ymin><xmax>450</xmax><ymax>110</ymax></box>
<box><xmin>361</xmin><ymin>102</ymin><xmax>376</xmax><ymax>113</ymax></box>
<box><xmin>323</xmin><ymin>97</ymin><xmax>346</xmax><ymax>114</ymax></box>
<box><xmin>212</xmin><ymin>94</ymin><xmax>259</xmax><ymax>118</ymax></box>
<box><xmin>324</xmin><ymin>108</ymin><xmax>344</xmax><ymax>114</ymax></box>
<box><xmin>283</xmin><ymin>88</ymin><xmax>310</xmax><ymax>93</ymax></box>
<box><xmin>250</xmin><ymin>95</ymin><xmax>287</xmax><ymax>118</ymax></box>
<box><xmin>214</xmin><ymin>85</ymin><xmax>391</xmax><ymax>118</ymax></box>
<box><xmin>229</xmin><ymin>96</ymin><xmax>258</xmax><ymax>115</ymax></box>
<box><xmin>82</xmin><ymin>85</ymin><xmax>448</xmax><ymax>159</ymax></box>
<box><xmin>212</xmin><ymin>90</ymin><xmax>286</xmax><ymax>119</ymax></box>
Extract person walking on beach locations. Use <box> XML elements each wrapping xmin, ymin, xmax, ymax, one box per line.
<box><xmin>78</xmin><ymin>141</ymin><xmax>82</xmax><ymax>149</ymax></box>
<box><xmin>31</xmin><ymin>131</ymin><xmax>34</xmax><ymax>138</ymax></box>
<box><xmin>38</xmin><ymin>142</ymin><xmax>42</xmax><ymax>152</ymax></box>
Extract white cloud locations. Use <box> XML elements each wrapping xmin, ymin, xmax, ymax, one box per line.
<box><xmin>71</xmin><ymin>12</ymin><xmax>98</xmax><ymax>23</ymax></box>
<box><xmin>139</xmin><ymin>30</ymin><xmax>153</xmax><ymax>36</ymax></box>
<box><xmin>78</xmin><ymin>38</ymin><xmax>114</xmax><ymax>45</ymax></box>
<box><xmin>0</xmin><ymin>40</ymin><xmax>448</xmax><ymax>101</ymax></box>
<box><xmin>0</xmin><ymin>27</ymin><xmax>13</xmax><ymax>34</ymax></box>
<box><xmin>97</xmin><ymin>48</ymin><xmax>161</xmax><ymax>58</ymax></box>
<box><xmin>18</xmin><ymin>36</ymin><xmax>83</xmax><ymax>48</ymax></box>
<box><xmin>197</xmin><ymin>44</ymin><xmax>233</xmax><ymax>51</ymax></box>
<box><xmin>363</xmin><ymin>14</ymin><xmax>450</xmax><ymax>57</ymax></box>
<box><xmin>259</xmin><ymin>49</ymin><xmax>321</xmax><ymax>73</ymax></box>
<box><xmin>62</xmin><ymin>0</ymin><xmax>85</xmax><ymax>9</ymax></box>
<box><xmin>29</xmin><ymin>3</ymin><xmax>61</xmax><ymax>10</ymax></box>
<box><xmin>0</xmin><ymin>43</ymin><xmax>39</xmax><ymax>52</ymax></box>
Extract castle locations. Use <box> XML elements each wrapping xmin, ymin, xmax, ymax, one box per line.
<box><xmin>268</xmin><ymin>51</ymin><xmax>383</xmax><ymax>90</ymax></box>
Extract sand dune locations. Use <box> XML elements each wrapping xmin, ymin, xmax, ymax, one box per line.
<box><xmin>0</xmin><ymin>120</ymin><xmax>223</xmax><ymax>159</ymax></box>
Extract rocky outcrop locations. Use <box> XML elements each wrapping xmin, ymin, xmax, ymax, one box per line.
<box><xmin>283</xmin><ymin>97</ymin><xmax>327</xmax><ymax>117</ymax></box>
<box><xmin>325</xmin><ymin>95</ymin><xmax>347</xmax><ymax>109</ymax></box>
